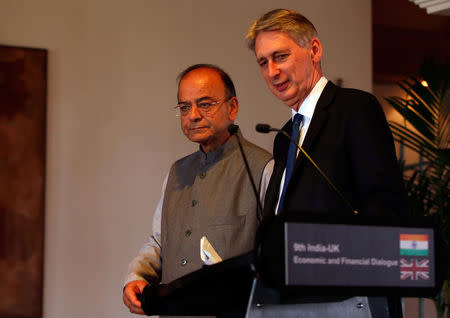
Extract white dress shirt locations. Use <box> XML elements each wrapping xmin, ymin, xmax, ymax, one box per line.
<box><xmin>275</xmin><ymin>76</ymin><xmax>328</xmax><ymax>212</ymax></box>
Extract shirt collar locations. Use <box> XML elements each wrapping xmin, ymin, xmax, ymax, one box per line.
<box><xmin>198</xmin><ymin>126</ymin><xmax>241</xmax><ymax>166</ymax></box>
<box><xmin>291</xmin><ymin>76</ymin><xmax>328</xmax><ymax>120</ymax></box>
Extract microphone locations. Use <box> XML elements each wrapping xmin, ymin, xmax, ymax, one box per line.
<box><xmin>255</xmin><ymin>123</ymin><xmax>358</xmax><ymax>215</ymax></box>
<box><xmin>228</xmin><ymin>124</ymin><xmax>264</xmax><ymax>222</ymax></box>
<box><xmin>255</xmin><ymin>123</ymin><xmax>275</xmax><ymax>133</ymax></box>
<box><xmin>228</xmin><ymin>123</ymin><xmax>239</xmax><ymax>135</ymax></box>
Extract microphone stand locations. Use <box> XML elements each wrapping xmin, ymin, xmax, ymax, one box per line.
<box><xmin>228</xmin><ymin>124</ymin><xmax>264</xmax><ymax>222</ymax></box>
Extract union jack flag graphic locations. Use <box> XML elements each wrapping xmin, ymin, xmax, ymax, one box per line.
<box><xmin>400</xmin><ymin>258</ymin><xmax>430</xmax><ymax>280</ymax></box>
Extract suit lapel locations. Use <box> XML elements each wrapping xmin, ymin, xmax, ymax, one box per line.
<box><xmin>263</xmin><ymin>120</ymin><xmax>292</xmax><ymax>217</ymax></box>
<box><xmin>274</xmin><ymin>119</ymin><xmax>292</xmax><ymax>163</ymax></box>
<box><xmin>294</xmin><ymin>81</ymin><xmax>338</xmax><ymax>170</ymax></box>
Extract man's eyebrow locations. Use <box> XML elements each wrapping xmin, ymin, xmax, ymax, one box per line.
<box><xmin>178</xmin><ymin>96</ymin><xmax>214</xmax><ymax>104</ymax></box>
<box><xmin>256</xmin><ymin>50</ymin><xmax>289</xmax><ymax>63</ymax></box>
<box><xmin>257</xmin><ymin>56</ymin><xmax>267</xmax><ymax>64</ymax></box>
<box><xmin>195</xmin><ymin>96</ymin><xmax>215</xmax><ymax>103</ymax></box>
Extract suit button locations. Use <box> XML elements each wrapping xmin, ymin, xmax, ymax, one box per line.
<box><xmin>181</xmin><ymin>259</ymin><xmax>187</xmax><ymax>266</ymax></box>
<box><xmin>356</xmin><ymin>303</ymin><xmax>364</xmax><ymax>309</ymax></box>
<box><xmin>199</xmin><ymin>172</ymin><xmax>206</xmax><ymax>179</ymax></box>
<box><xmin>185</xmin><ymin>229</ymin><xmax>192</xmax><ymax>237</ymax></box>
<box><xmin>192</xmin><ymin>200</ymin><xmax>198</xmax><ymax>207</ymax></box>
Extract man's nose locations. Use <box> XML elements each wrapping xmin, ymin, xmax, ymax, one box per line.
<box><xmin>267</xmin><ymin>61</ymin><xmax>280</xmax><ymax>79</ymax></box>
<box><xmin>188</xmin><ymin>104</ymin><xmax>202</xmax><ymax>121</ymax></box>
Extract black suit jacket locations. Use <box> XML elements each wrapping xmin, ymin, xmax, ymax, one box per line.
<box><xmin>263</xmin><ymin>81</ymin><xmax>408</xmax><ymax>318</ymax></box>
<box><xmin>264</xmin><ymin>81</ymin><xmax>408</xmax><ymax>217</ymax></box>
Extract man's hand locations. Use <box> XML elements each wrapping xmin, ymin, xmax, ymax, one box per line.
<box><xmin>123</xmin><ymin>280</ymin><xmax>147</xmax><ymax>315</ymax></box>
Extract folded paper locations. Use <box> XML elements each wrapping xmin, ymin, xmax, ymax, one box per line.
<box><xmin>200</xmin><ymin>236</ymin><xmax>223</xmax><ymax>265</ymax></box>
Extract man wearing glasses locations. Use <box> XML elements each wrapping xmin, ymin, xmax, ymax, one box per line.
<box><xmin>123</xmin><ymin>64</ymin><xmax>273</xmax><ymax>314</ymax></box>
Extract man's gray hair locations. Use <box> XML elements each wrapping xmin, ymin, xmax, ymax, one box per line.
<box><xmin>246</xmin><ymin>9</ymin><xmax>318</xmax><ymax>51</ymax></box>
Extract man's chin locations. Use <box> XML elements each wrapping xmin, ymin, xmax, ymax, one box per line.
<box><xmin>271</xmin><ymin>88</ymin><xmax>295</xmax><ymax>103</ymax></box>
<box><xmin>187</xmin><ymin>134</ymin><xmax>209</xmax><ymax>144</ymax></box>
<box><xmin>276</xmin><ymin>91</ymin><xmax>301</xmax><ymax>109</ymax></box>
<box><xmin>275</xmin><ymin>94</ymin><xmax>298</xmax><ymax>108</ymax></box>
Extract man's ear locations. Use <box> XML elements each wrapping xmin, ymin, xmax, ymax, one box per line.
<box><xmin>310</xmin><ymin>38</ymin><xmax>323</xmax><ymax>63</ymax></box>
<box><xmin>228</xmin><ymin>97</ymin><xmax>239</xmax><ymax>121</ymax></box>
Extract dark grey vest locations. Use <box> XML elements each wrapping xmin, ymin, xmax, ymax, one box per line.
<box><xmin>161</xmin><ymin>133</ymin><xmax>271</xmax><ymax>284</ymax></box>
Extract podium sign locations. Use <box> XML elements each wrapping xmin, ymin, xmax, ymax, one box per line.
<box><xmin>256</xmin><ymin>214</ymin><xmax>447</xmax><ymax>297</ymax></box>
<box><xmin>285</xmin><ymin>223</ymin><xmax>435</xmax><ymax>288</ymax></box>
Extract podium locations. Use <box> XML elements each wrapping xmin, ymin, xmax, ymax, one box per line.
<box><xmin>139</xmin><ymin>214</ymin><xmax>449</xmax><ymax>317</ymax></box>
<box><xmin>140</xmin><ymin>252</ymin><xmax>255</xmax><ymax>317</ymax></box>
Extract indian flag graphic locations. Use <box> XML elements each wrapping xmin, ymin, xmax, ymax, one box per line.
<box><xmin>400</xmin><ymin>234</ymin><xmax>429</xmax><ymax>256</ymax></box>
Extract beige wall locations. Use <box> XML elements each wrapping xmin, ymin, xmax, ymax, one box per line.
<box><xmin>0</xmin><ymin>1</ymin><xmax>373</xmax><ymax>317</ymax></box>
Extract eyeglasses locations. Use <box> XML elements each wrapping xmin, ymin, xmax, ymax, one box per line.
<box><xmin>174</xmin><ymin>98</ymin><xmax>230</xmax><ymax>117</ymax></box>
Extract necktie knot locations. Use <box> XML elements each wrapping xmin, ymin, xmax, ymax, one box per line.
<box><xmin>291</xmin><ymin>113</ymin><xmax>303</xmax><ymax>142</ymax></box>
<box><xmin>293</xmin><ymin>113</ymin><xmax>303</xmax><ymax>126</ymax></box>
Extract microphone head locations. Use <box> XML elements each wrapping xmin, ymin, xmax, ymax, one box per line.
<box><xmin>255</xmin><ymin>123</ymin><xmax>272</xmax><ymax>133</ymax></box>
<box><xmin>228</xmin><ymin>124</ymin><xmax>239</xmax><ymax>135</ymax></box>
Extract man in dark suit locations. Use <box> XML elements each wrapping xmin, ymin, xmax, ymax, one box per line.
<box><xmin>245</xmin><ymin>9</ymin><xmax>409</xmax><ymax>318</ymax></box>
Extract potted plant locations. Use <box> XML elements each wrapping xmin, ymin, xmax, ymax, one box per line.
<box><xmin>385</xmin><ymin>59</ymin><xmax>449</xmax><ymax>317</ymax></box>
